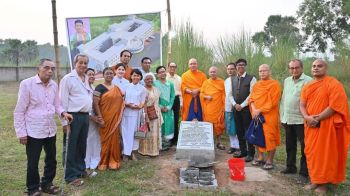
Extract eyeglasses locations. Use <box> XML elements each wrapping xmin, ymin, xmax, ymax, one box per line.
<box><xmin>236</xmin><ymin>63</ymin><xmax>246</xmax><ymax>67</ymax></box>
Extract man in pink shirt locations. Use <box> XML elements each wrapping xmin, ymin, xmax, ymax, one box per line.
<box><xmin>14</xmin><ymin>58</ymin><xmax>72</xmax><ymax>196</ymax></box>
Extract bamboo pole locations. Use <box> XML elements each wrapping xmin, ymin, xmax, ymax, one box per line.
<box><xmin>166</xmin><ymin>0</ymin><xmax>172</xmax><ymax>64</ymax></box>
<box><xmin>51</xmin><ymin>0</ymin><xmax>61</xmax><ymax>84</ymax></box>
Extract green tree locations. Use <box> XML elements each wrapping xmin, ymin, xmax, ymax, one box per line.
<box><xmin>2</xmin><ymin>39</ymin><xmax>38</xmax><ymax>65</ymax></box>
<box><xmin>2</xmin><ymin>39</ymin><xmax>23</xmax><ymax>67</ymax></box>
<box><xmin>297</xmin><ymin>0</ymin><xmax>350</xmax><ymax>52</ymax></box>
<box><xmin>21</xmin><ymin>40</ymin><xmax>39</xmax><ymax>62</ymax></box>
<box><xmin>252</xmin><ymin>15</ymin><xmax>301</xmax><ymax>50</ymax></box>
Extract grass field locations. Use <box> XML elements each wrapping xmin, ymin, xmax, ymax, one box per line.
<box><xmin>0</xmin><ymin>81</ymin><xmax>349</xmax><ymax>195</ymax></box>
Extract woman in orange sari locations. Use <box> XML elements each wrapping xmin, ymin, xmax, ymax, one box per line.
<box><xmin>93</xmin><ymin>67</ymin><xmax>124</xmax><ymax>170</ymax></box>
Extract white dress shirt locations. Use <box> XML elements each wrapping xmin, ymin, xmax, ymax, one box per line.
<box><xmin>227</xmin><ymin>72</ymin><xmax>256</xmax><ymax>109</ymax></box>
<box><xmin>60</xmin><ymin>69</ymin><xmax>93</xmax><ymax>116</ymax></box>
<box><xmin>166</xmin><ymin>72</ymin><xmax>183</xmax><ymax>106</ymax></box>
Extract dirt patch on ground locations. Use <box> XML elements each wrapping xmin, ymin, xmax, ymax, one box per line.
<box><xmin>146</xmin><ymin>147</ymin><xmax>303</xmax><ymax>195</ymax></box>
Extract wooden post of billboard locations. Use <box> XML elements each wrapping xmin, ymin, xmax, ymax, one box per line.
<box><xmin>51</xmin><ymin>0</ymin><xmax>61</xmax><ymax>84</ymax></box>
<box><xmin>166</xmin><ymin>0</ymin><xmax>172</xmax><ymax>64</ymax></box>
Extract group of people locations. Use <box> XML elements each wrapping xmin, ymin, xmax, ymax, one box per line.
<box><xmin>181</xmin><ymin>58</ymin><xmax>350</xmax><ymax>194</ymax></box>
<box><xmin>14</xmin><ymin>49</ymin><xmax>350</xmax><ymax>195</ymax></box>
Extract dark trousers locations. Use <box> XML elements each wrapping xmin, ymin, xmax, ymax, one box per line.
<box><xmin>64</xmin><ymin>113</ymin><xmax>89</xmax><ymax>183</ymax></box>
<box><xmin>26</xmin><ymin>136</ymin><xmax>57</xmax><ymax>193</ymax></box>
<box><xmin>233</xmin><ymin>107</ymin><xmax>255</xmax><ymax>156</ymax></box>
<box><xmin>172</xmin><ymin>95</ymin><xmax>180</xmax><ymax>144</ymax></box>
<box><xmin>284</xmin><ymin>124</ymin><xmax>308</xmax><ymax>177</ymax></box>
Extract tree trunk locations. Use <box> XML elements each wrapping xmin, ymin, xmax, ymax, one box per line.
<box><xmin>51</xmin><ymin>0</ymin><xmax>61</xmax><ymax>84</ymax></box>
<box><xmin>16</xmin><ymin>53</ymin><xmax>19</xmax><ymax>81</ymax></box>
<box><xmin>166</xmin><ymin>0</ymin><xmax>172</xmax><ymax>64</ymax></box>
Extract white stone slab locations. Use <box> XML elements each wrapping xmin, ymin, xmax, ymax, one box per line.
<box><xmin>176</xmin><ymin>121</ymin><xmax>215</xmax><ymax>163</ymax></box>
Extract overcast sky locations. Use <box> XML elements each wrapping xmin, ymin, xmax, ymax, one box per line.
<box><xmin>0</xmin><ymin>0</ymin><xmax>303</xmax><ymax>45</ymax></box>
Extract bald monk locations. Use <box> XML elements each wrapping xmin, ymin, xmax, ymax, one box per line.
<box><xmin>181</xmin><ymin>58</ymin><xmax>207</xmax><ymax>121</ymax></box>
<box><xmin>300</xmin><ymin>59</ymin><xmax>350</xmax><ymax>194</ymax></box>
<box><xmin>119</xmin><ymin>50</ymin><xmax>133</xmax><ymax>81</ymax></box>
<box><xmin>249</xmin><ymin>64</ymin><xmax>281</xmax><ymax>170</ymax></box>
<box><xmin>200</xmin><ymin>66</ymin><xmax>226</xmax><ymax>150</ymax></box>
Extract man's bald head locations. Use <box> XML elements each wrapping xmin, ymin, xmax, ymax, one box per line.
<box><xmin>258</xmin><ymin>64</ymin><xmax>271</xmax><ymax>80</ymax></box>
<box><xmin>311</xmin><ymin>59</ymin><xmax>328</xmax><ymax>79</ymax></box>
<box><xmin>208</xmin><ymin>66</ymin><xmax>218</xmax><ymax>79</ymax></box>
<box><xmin>188</xmin><ymin>58</ymin><xmax>198</xmax><ymax>71</ymax></box>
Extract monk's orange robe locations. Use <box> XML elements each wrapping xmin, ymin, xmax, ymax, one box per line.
<box><xmin>249</xmin><ymin>79</ymin><xmax>281</xmax><ymax>152</ymax></box>
<box><xmin>181</xmin><ymin>69</ymin><xmax>207</xmax><ymax>121</ymax></box>
<box><xmin>301</xmin><ymin>76</ymin><xmax>350</xmax><ymax>184</ymax></box>
<box><xmin>98</xmin><ymin>86</ymin><xmax>125</xmax><ymax>170</ymax></box>
<box><xmin>200</xmin><ymin>78</ymin><xmax>225</xmax><ymax>136</ymax></box>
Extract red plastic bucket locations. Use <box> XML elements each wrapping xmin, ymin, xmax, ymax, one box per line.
<box><xmin>228</xmin><ymin>158</ymin><xmax>245</xmax><ymax>181</ymax></box>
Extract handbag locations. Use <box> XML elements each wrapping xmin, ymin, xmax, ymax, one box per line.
<box><xmin>146</xmin><ymin>105</ymin><xmax>158</xmax><ymax>120</ymax></box>
<box><xmin>134</xmin><ymin>112</ymin><xmax>150</xmax><ymax>139</ymax></box>
<box><xmin>245</xmin><ymin>115</ymin><xmax>266</xmax><ymax>147</ymax></box>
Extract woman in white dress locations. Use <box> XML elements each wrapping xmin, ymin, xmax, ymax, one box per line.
<box><xmin>84</xmin><ymin>68</ymin><xmax>100</xmax><ymax>176</ymax></box>
<box><xmin>122</xmin><ymin>69</ymin><xmax>147</xmax><ymax>160</ymax></box>
<box><xmin>112</xmin><ymin>63</ymin><xmax>130</xmax><ymax>95</ymax></box>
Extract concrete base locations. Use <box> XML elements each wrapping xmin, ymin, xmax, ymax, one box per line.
<box><xmin>179</xmin><ymin>168</ymin><xmax>218</xmax><ymax>189</ymax></box>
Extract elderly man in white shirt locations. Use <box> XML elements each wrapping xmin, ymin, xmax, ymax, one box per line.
<box><xmin>166</xmin><ymin>62</ymin><xmax>182</xmax><ymax>145</ymax></box>
<box><xmin>60</xmin><ymin>54</ymin><xmax>93</xmax><ymax>186</ymax></box>
<box><xmin>14</xmin><ymin>58</ymin><xmax>72</xmax><ymax>195</ymax></box>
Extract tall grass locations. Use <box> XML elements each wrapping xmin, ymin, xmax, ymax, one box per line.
<box><xmin>162</xmin><ymin>20</ymin><xmax>214</xmax><ymax>75</ymax></box>
<box><xmin>163</xmin><ymin>20</ymin><xmax>350</xmax><ymax>97</ymax></box>
<box><xmin>269</xmin><ymin>38</ymin><xmax>299</xmax><ymax>82</ymax></box>
<box><xmin>215</xmin><ymin>30</ymin><xmax>265</xmax><ymax>78</ymax></box>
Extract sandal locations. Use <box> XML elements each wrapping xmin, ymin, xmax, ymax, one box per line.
<box><xmin>42</xmin><ymin>184</ymin><xmax>60</xmax><ymax>195</ymax></box>
<box><xmin>216</xmin><ymin>143</ymin><xmax>226</xmax><ymax>150</ymax></box>
<box><xmin>314</xmin><ymin>184</ymin><xmax>327</xmax><ymax>193</ymax></box>
<box><xmin>68</xmin><ymin>178</ymin><xmax>84</xmax><ymax>187</ymax></box>
<box><xmin>28</xmin><ymin>190</ymin><xmax>41</xmax><ymax>196</ymax></box>
<box><xmin>251</xmin><ymin>159</ymin><xmax>265</xmax><ymax>166</ymax></box>
<box><xmin>262</xmin><ymin>163</ymin><xmax>274</xmax><ymax>170</ymax></box>
<box><xmin>304</xmin><ymin>183</ymin><xmax>318</xmax><ymax>191</ymax></box>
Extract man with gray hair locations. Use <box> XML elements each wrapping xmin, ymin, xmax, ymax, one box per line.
<box><xmin>60</xmin><ymin>54</ymin><xmax>93</xmax><ymax>186</ymax></box>
<box><xmin>280</xmin><ymin>59</ymin><xmax>312</xmax><ymax>183</ymax></box>
<box><xmin>14</xmin><ymin>58</ymin><xmax>72</xmax><ymax>195</ymax></box>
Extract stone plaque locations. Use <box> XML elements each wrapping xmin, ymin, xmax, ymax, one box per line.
<box><xmin>176</xmin><ymin>121</ymin><xmax>215</xmax><ymax>164</ymax></box>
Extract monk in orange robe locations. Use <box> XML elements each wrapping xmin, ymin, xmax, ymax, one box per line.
<box><xmin>181</xmin><ymin>58</ymin><xmax>207</xmax><ymax>121</ymax></box>
<box><xmin>300</xmin><ymin>59</ymin><xmax>350</xmax><ymax>194</ymax></box>
<box><xmin>200</xmin><ymin>66</ymin><xmax>226</xmax><ymax>149</ymax></box>
<box><xmin>120</xmin><ymin>50</ymin><xmax>133</xmax><ymax>81</ymax></box>
<box><xmin>249</xmin><ymin>64</ymin><xmax>281</xmax><ymax>170</ymax></box>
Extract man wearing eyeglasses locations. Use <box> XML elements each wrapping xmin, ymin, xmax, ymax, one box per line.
<box><xmin>280</xmin><ymin>59</ymin><xmax>312</xmax><ymax>183</ymax></box>
<box><xmin>228</xmin><ymin>58</ymin><xmax>256</xmax><ymax>162</ymax></box>
<box><xmin>14</xmin><ymin>59</ymin><xmax>73</xmax><ymax>195</ymax></box>
<box><xmin>166</xmin><ymin>62</ymin><xmax>182</xmax><ymax>145</ymax></box>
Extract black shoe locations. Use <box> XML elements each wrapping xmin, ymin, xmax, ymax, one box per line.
<box><xmin>244</xmin><ymin>155</ymin><xmax>254</xmax><ymax>162</ymax></box>
<box><xmin>227</xmin><ymin>148</ymin><xmax>235</xmax><ymax>154</ymax></box>
<box><xmin>233</xmin><ymin>152</ymin><xmax>247</xmax><ymax>158</ymax></box>
<box><xmin>227</xmin><ymin>148</ymin><xmax>239</xmax><ymax>154</ymax></box>
<box><xmin>280</xmin><ymin>168</ymin><xmax>297</xmax><ymax>174</ymax></box>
